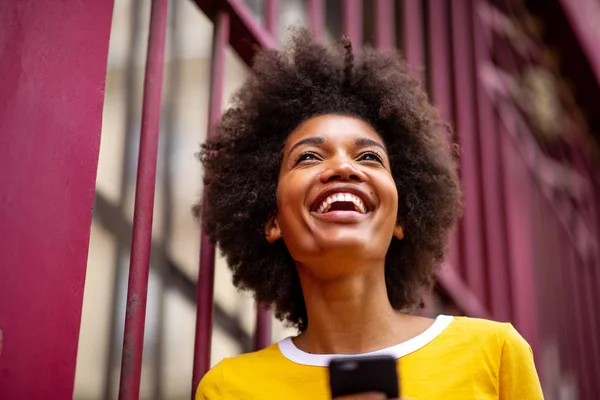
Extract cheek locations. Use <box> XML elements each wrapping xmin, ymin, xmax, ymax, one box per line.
<box><xmin>377</xmin><ymin>171</ymin><xmax>397</xmax><ymax>196</ymax></box>
<box><xmin>274</xmin><ymin>181</ymin><xmax>314</xmax><ymax>257</ymax></box>
<box><xmin>276</xmin><ymin>181</ymin><xmax>300</xmax><ymax>215</ymax></box>
<box><xmin>381</xmin><ymin>178</ymin><xmax>399</xmax><ymax>218</ymax></box>
<box><xmin>275</xmin><ymin>177</ymin><xmax>307</xmax><ymax>230</ymax></box>
<box><xmin>277</xmin><ymin>171</ymin><xmax>312</xmax><ymax>208</ymax></box>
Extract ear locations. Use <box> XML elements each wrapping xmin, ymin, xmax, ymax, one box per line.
<box><xmin>265</xmin><ymin>216</ymin><xmax>282</xmax><ymax>243</ymax></box>
<box><xmin>393</xmin><ymin>224</ymin><xmax>404</xmax><ymax>240</ymax></box>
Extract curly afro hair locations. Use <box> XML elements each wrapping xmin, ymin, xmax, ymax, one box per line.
<box><xmin>198</xmin><ymin>29</ymin><xmax>462</xmax><ymax>332</ymax></box>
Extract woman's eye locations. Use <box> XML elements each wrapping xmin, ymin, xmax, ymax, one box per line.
<box><xmin>295</xmin><ymin>152</ymin><xmax>319</xmax><ymax>164</ymax></box>
<box><xmin>359</xmin><ymin>152</ymin><xmax>383</xmax><ymax>163</ymax></box>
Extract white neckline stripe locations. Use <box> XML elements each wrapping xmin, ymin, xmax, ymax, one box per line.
<box><xmin>278</xmin><ymin>314</ymin><xmax>454</xmax><ymax>366</ymax></box>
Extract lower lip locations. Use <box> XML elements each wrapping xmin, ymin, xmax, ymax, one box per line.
<box><xmin>310</xmin><ymin>210</ymin><xmax>370</xmax><ymax>223</ymax></box>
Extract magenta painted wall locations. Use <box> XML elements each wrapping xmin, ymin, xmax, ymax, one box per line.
<box><xmin>0</xmin><ymin>1</ymin><xmax>114</xmax><ymax>398</ymax></box>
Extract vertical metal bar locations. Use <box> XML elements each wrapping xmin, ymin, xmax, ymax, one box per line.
<box><xmin>591</xmin><ymin>174</ymin><xmax>600</xmax><ymax>374</ymax></box>
<box><xmin>264</xmin><ymin>0</ymin><xmax>278</xmax><ymax>39</ymax></box>
<box><xmin>254</xmin><ymin>304</ymin><xmax>272</xmax><ymax>350</ymax></box>
<box><xmin>589</xmin><ymin>176</ymin><xmax>600</xmax><ymax>393</ymax></box>
<box><xmin>558</xmin><ymin>0</ymin><xmax>600</xmax><ymax>85</ymax></box>
<box><xmin>427</xmin><ymin>0</ymin><xmax>462</xmax><ymax>288</ymax></box>
<box><xmin>374</xmin><ymin>0</ymin><xmax>394</xmax><ymax>49</ymax></box>
<box><xmin>307</xmin><ymin>0</ymin><xmax>325</xmax><ymax>40</ymax></box>
<box><xmin>117</xmin><ymin>0</ymin><xmax>169</xmax><ymax>398</ymax></box>
<box><xmin>552</xmin><ymin>206</ymin><xmax>574</xmax><ymax>381</ymax></box>
<box><xmin>0</xmin><ymin>1</ymin><xmax>114</xmax><ymax>398</ymax></box>
<box><xmin>403</xmin><ymin>0</ymin><xmax>424</xmax><ymax>83</ymax></box>
<box><xmin>427</xmin><ymin>0</ymin><xmax>451</xmax><ymax>122</ymax></box>
<box><xmin>542</xmin><ymin>194</ymin><xmax>568</xmax><ymax>375</ymax></box>
<box><xmin>153</xmin><ymin>1</ymin><xmax>181</xmax><ymax>398</ymax></box>
<box><xmin>557</xmin><ymin>227</ymin><xmax>579</xmax><ymax>387</ymax></box>
<box><xmin>593</xmin><ymin>170</ymin><xmax>600</xmax><ymax>351</ymax></box>
<box><xmin>191</xmin><ymin>10</ymin><xmax>230</xmax><ymax>396</ymax></box>
<box><xmin>341</xmin><ymin>0</ymin><xmax>362</xmax><ymax>49</ymax></box>
<box><xmin>450</xmin><ymin>0</ymin><xmax>486</xmax><ymax>303</ymax></box>
<box><xmin>104</xmin><ymin>0</ymin><xmax>143</xmax><ymax>397</ymax></box>
<box><xmin>498</xmin><ymin>103</ymin><xmax>538</xmax><ymax>354</ymax></box>
<box><xmin>570</xmin><ymin>143</ymin><xmax>600</xmax><ymax>383</ymax></box>
<box><xmin>564</xmin><ymin>239</ymin><xmax>591</xmax><ymax>399</ymax></box>
<box><xmin>471</xmin><ymin>0</ymin><xmax>511</xmax><ymax>321</ymax></box>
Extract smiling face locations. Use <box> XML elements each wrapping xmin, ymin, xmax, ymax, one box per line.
<box><xmin>265</xmin><ymin>114</ymin><xmax>404</xmax><ymax>278</ymax></box>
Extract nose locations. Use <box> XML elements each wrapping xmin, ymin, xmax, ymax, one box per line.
<box><xmin>320</xmin><ymin>157</ymin><xmax>365</xmax><ymax>183</ymax></box>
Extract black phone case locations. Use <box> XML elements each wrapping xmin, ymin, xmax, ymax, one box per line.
<box><xmin>328</xmin><ymin>355</ymin><xmax>399</xmax><ymax>399</ymax></box>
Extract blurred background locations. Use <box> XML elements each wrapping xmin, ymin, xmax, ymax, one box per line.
<box><xmin>78</xmin><ymin>0</ymin><xmax>600</xmax><ymax>399</ymax></box>
<box><xmin>1</xmin><ymin>0</ymin><xmax>599</xmax><ymax>399</ymax></box>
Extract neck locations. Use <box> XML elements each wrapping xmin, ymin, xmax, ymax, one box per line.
<box><xmin>294</xmin><ymin>259</ymin><xmax>409</xmax><ymax>354</ymax></box>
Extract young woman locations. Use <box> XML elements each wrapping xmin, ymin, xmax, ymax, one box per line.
<box><xmin>196</xmin><ymin>29</ymin><xmax>543</xmax><ymax>400</ymax></box>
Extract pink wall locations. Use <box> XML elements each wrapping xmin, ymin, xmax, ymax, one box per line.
<box><xmin>0</xmin><ymin>1</ymin><xmax>113</xmax><ymax>398</ymax></box>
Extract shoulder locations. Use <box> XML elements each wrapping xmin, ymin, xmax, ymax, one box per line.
<box><xmin>437</xmin><ymin>316</ymin><xmax>528</xmax><ymax>369</ymax></box>
<box><xmin>443</xmin><ymin>317</ymin><xmax>542</xmax><ymax>394</ymax></box>
<box><xmin>196</xmin><ymin>344</ymin><xmax>284</xmax><ymax>399</ymax></box>
<box><xmin>450</xmin><ymin>316</ymin><xmax>510</xmax><ymax>332</ymax></box>
<box><xmin>446</xmin><ymin>316</ymin><xmax>512</xmax><ymax>345</ymax></box>
<box><xmin>449</xmin><ymin>317</ymin><xmax>531</xmax><ymax>352</ymax></box>
<box><xmin>196</xmin><ymin>360</ymin><xmax>225</xmax><ymax>400</ymax></box>
<box><xmin>220</xmin><ymin>342</ymin><xmax>284</xmax><ymax>370</ymax></box>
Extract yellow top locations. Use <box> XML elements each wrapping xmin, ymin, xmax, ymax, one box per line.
<box><xmin>197</xmin><ymin>316</ymin><xmax>543</xmax><ymax>399</ymax></box>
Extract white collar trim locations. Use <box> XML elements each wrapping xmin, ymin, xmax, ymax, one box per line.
<box><xmin>278</xmin><ymin>314</ymin><xmax>454</xmax><ymax>367</ymax></box>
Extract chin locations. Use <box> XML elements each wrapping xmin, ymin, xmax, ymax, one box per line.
<box><xmin>299</xmin><ymin>240</ymin><xmax>385</xmax><ymax>280</ymax></box>
<box><xmin>316</xmin><ymin>235</ymin><xmax>376</xmax><ymax>257</ymax></box>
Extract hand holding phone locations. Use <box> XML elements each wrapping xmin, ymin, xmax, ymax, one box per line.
<box><xmin>328</xmin><ymin>355</ymin><xmax>400</xmax><ymax>399</ymax></box>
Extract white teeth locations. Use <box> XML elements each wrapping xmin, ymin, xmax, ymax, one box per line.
<box><xmin>315</xmin><ymin>192</ymin><xmax>368</xmax><ymax>214</ymax></box>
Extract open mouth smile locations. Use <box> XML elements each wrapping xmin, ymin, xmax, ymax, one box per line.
<box><xmin>309</xmin><ymin>186</ymin><xmax>375</xmax><ymax>224</ymax></box>
<box><xmin>315</xmin><ymin>192</ymin><xmax>368</xmax><ymax>214</ymax></box>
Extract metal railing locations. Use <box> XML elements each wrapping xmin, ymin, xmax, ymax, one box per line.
<box><xmin>107</xmin><ymin>0</ymin><xmax>600</xmax><ymax>398</ymax></box>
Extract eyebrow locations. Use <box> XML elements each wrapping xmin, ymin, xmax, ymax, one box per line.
<box><xmin>355</xmin><ymin>137</ymin><xmax>386</xmax><ymax>152</ymax></box>
<box><xmin>287</xmin><ymin>136</ymin><xmax>387</xmax><ymax>157</ymax></box>
<box><xmin>287</xmin><ymin>136</ymin><xmax>325</xmax><ymax>157</ymax></box>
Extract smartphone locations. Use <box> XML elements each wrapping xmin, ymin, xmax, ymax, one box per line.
<box><xmin>328</xmin><ymin>355</ymin><xmax>399</xmax><ymax>399</ymax></box>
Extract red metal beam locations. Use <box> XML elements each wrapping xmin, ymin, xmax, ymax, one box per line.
<box><xmin>191</xmin><ymin>0</ymin><xmax>277</xmax><ymax>66</ymax></box>
<box><xmin>341</xmin><ymin>0</ymin><xmax>363</xmax><ymax>49</ymax></box>
<box><xmin>254</xmin><ymin>304</ymin><xmax>272</xmax><ymax>350</ymax></box>
<box><xmin>427</xmin><ymin>0</ymin><xmax>452</xmax><ymax>125</ymax></box>
<box><xmin>565</xmin><ymin>241</ymin><xmax>592</xmax><ymax>399</ymax></box>
<box><xmin>93</xmin><ymin>192</ymin><xmax>254</xmax><ymax>352</ymax></box>
<box><xmin>594</xmin><ymin>176</ymin><xmax>600</xmax><ymax>357</ymax></box>
<box><xmin>307</xmin><ymin>0</ymin><xmax>325</xmax><ymax>40</ymax></box>
<box><xmin>192</xmin><ymin>10</ymin><xmax>230</xmax><ymax>396</ymax></box>
<box><xmin>570</xmin><ymin>144</ymin><xmax>600</xmax><ymax>381</ymax></box>
<box><xmin>497</xmin><ymin>102</ymin><xmax>539</xmax><ymax>352</ymax></box>
<box><xmin>539</xmin><ymin>195</ymin><xmax>566</xmax><ymax>370</ymax></box>
<box><xmin>481</xmin><ymin>67</ymin><xmax>599</xmax><ymax>265</ymax></box>
<box><xmin>589</xmin><ymin>172</ymin><xmax>600</xmax><ymax>361</ymax></box>
<box><xmin>450</xmin><ymin>0</ymin><xmax>487</xmax><ymax>303</ymax></box>
<box><xmin>0</xmin><ymin>1</ymin><xmax>114</xmax><ymax>397</ymax></box>
<box><xmin>426</xmin><ymin>0</ymin><xmax>465</xmax><ymax>313</ymax></box>
<box><xmin>264</xmin><ymin>0</ymin><xmax>278</xmax><ymax>38</ymax></box>
<box><xmin>558</xmin><ymin>0</ymin><xmax>600</xmax><ymax>86</ymax></box>
<box><xmin>436</xmin><ymin>264</ymin><xmax>489</xmax><ymax>318</ymax></box>
<box><xmin>551</xmin><ymin>217</ymin><xmax>576</xmax><ymax>380</ymax></box>
<box><xmin>402</xmin><ymin>0</ymin><xmax>424</xmax><ymax>83</ymax></box>
<box><xmin>118</xmin><ymin>0</ymin><xmax>169</xmax><ymax>398</ymax></box>
<box><xmin>374</xmin><ymin>0</ymin><xmax>394</xmax><ymax>49</ymax></box>
<box><xmin>472</xmin><ymin>0</ymin><xmax>511</xmax><ymax>322</ymax></box>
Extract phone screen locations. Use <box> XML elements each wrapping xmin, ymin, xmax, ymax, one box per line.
<box><xmin>328</xmin><ymin>355</ymin><xmax>399</xmax><ymax>399</ymax></box>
